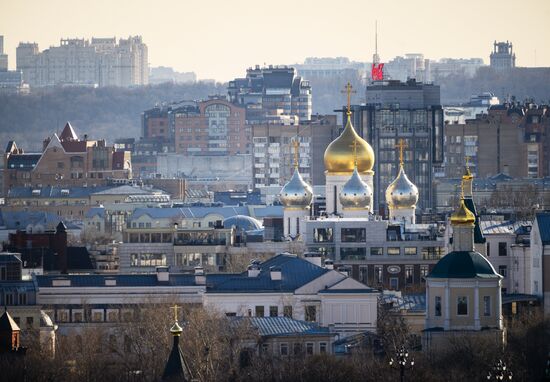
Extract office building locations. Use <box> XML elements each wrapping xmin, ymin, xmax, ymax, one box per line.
<box><xmin>346</xmin><ymin>79</ymin><xmax>444</xmax><ymax>211</ymax></box>
<box><xmin>228</xmin><ymin>65</ymin><xmax>312</xmax><ymax>122</ymax></box>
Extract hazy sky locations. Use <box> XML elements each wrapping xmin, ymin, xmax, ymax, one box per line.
<box><xmin>1</xmin><ymin>0</ymin><xmax>549</xmax><ymax>81</ymax></box>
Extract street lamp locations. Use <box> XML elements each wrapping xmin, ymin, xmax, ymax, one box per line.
<box><xmin>389</xmin><ymin>345</ymin><xmax>414</xmax><ymax>382</ymax></box>
<box><xmin>487</xmin><ymin>359</ymin><xmax>513</xmax><ymax>380</ymax></box>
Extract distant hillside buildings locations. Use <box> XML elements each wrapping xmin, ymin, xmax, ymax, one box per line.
<box><xmin>16</xmin><ymin>36</ymin><xmax>148</xmax><ymax>88</ymax></box>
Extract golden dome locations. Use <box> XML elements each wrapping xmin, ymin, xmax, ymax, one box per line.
<box><xmin>279</xmin><ymin>168</ymin><xmax>313</xmax><ymax>209</ymax></box>
<box><xmin>385</xmin><ymin>165</ymin><xmax>419</xmax><ymax>210</ymax></box>
<box><xmin>339</xmin><ymin>167</ymin><xmax>373</xmax><ymax>210</ymax></box>
<box><xmin>324</xmin><ymin>114</ymin><xmax>374</xmax><ymax>174</ymax></box>
<box><xmin>450</xmin><ymin>199</ymin><xmax>475</xmax><ymax>226</ymax></box>
<box><xmin>170</xmin><ymin>321</ymin><xmax>183</xmax><ymax>336</ymax></box>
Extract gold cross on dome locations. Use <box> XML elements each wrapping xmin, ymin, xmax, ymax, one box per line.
<box><xmin>395</xmin><ymin>139</ymin><xmax>408</xmax><ymax>166</ymax></box>
<box><xmin>341</xmin><ymin>82</ymin><xmax>356</xmax><ymax>115</ymax></box>
<box><xmin>170</xmin><ymin>304</ymin><xmax>180</xmax><ymax>322</ymax></box>
<box><xmin>349</xmin><ymin>139</ymin><xmax>358</xmax><ymax>167</ymax></box>
<box><xmin>465</xmin><ymin>155</ymin><xmax>471</xmax><ymax>169</ymax></box>
<box><xmin>292</xmin><ymin>138</ymin><xmax>300</xmax><ymax>169</ymax></box>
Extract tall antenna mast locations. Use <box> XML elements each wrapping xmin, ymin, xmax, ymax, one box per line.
<box><xmin>373</xmin><ymin>20</ymin><xmax>380</xmax><ymax>65</ymax></box>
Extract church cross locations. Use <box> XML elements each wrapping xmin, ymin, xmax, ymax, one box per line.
<box><xmin>341</xmin><ymin>82</ymin><xmax>356</xmax><ymax>115</ymax></box>
<box><xmin>170</xmin><ymin>304</ymin><xmax>180</xmax><ymax>323</ymax></box>
<box><xmin>292</xmin><ymin>139</ymin><xmax>300</xmax><ymax>169</ymax></box>
<box><xmin>395</xmin><ymin>138</ymin><xmax>408</xmax><ymax>166</ymax></box>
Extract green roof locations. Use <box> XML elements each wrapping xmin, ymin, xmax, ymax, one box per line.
<box><xmin>428</xmin><ymin>251</ymin><xmax>501</xmax><ymax>279</ymax></box>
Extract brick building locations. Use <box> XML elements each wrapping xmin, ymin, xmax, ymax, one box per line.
<box><xmin>3</xmin><ymin>122</ymin><xmax>132</xmax><ymax>195</ymax></box>
<box><xmin>444</xmin><ymin>102</ymin><xmax>550</xmax><ymax>179</ymax></box>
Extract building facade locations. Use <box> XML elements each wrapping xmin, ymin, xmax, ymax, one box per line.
<box><xmin>347</xmin><ymin>79</ymin><xmax>444</xmax><ymax>211</ymax></box>
<box><xmin>490</xmin><ymin>41</ymin><xmax>516</xmax><ymax>70</ymax></box>
<box><xmin>444</xmin><ymin>102</ymin><xmax>550</xmax><ymax>179</ymax></box>
<box><xmin>16</xmin><ymin>36</ymin><xmax>148</xmax><ymax>87</ymax></box>
<box><xmin>228</xmin><ymin>65</ymin><xmax>312</xmax><ymax>122</ymax></box>
<box><xmin>3</xmin><ymin>123</ymin><xmax>132</xmax><ymax>195</ymax></box>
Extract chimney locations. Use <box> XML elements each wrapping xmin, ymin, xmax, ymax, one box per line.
<box><xmin>156</xmin><ymin>266</ymin><xmax>170</xmax><ymax>283</ymax></box>
<box><xmin>304</xmin><ymin>252</ymin><xmax>322</xmax><ymax>267</ymax></box>
<box><xmin>54</xmin><ymin>222</ymin><xmax>68</xmax><ymax>274</ymax></box>
<box><xmin>270</xmin><ymin>266</ymin><xmax>282</xmax><ymax>281</ymax></box>
<box><xmin>194</xmin><ymin>266</ymin><xmax>206</xmax><ymax>285</ymax></box>
<box><xmin>324</xmin><ymin>259</ymin><xmax>334</xmax><ymax>270</ymax></box>
<box><xmin>247</xmin><ymin>263</ymin><xmax>261</xmax><ymax>278</ymax></box>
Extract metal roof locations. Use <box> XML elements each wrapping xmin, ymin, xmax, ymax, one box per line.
<box><xmin>247</xmin><ymin>317</ymin><xmax>330</xmax><ymax>337</ymax></box>
<box><xmin>536</xmin><ymin>212</ymin><xmax>550</xmax><ymax>244</ymax></box>
<box><xmin>428</xmin><ymin>251</ymin><xmax>501</xmax><ymax>279</ymax></box>
<box><xmin>481</xmin><ymin>220</ymin><xmax>531</xmax><ymax>235</ymax></box>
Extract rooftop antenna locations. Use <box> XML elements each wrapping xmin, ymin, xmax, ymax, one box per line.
<box><xmin>373</xmin><ymin>20</ymin><xmax>380</xmax><ymax>65</ymax></box>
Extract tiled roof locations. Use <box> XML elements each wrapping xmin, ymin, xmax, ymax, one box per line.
<box><xmin>6</xmin><ymin>154</ymin><xmax>41</xmax><ymax>171</ymax></box>
<box><xmin>206</xmin><ymin>253</ymin><xmax>329</xmax><ymax>293</ymax></box>
<box><xmin>481</xmin><ymin>220</ymin><xmax>531</xmax><ymax>235</ymax></box>
<box><xmin>247</xmin><ymin>317</ymin><xmax>330</xmax><ymax>337</ymax></box>
<box><xmin>428</xmin><ymin>251</ymin><xmax>501</xmax><ymax>279</ymax></box>
<box><xmin>129</xmin><ymin>206</ymin><xmax>250</xmax><ymax>221</ymax></box>
<box><xmin>535</xmin><ymin>212</ymin><xmax>550</xmax><ymax>244</ymax></box>
<box><xmin>8</xmin><ymin>186</ymin><xmax>111</xmax><ymax>199</ymax></box>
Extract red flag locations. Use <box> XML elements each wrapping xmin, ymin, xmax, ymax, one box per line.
<box><xmin>371</xmin><ymin>63</ymin><xmax>384</xmax><ymax>81</ymax></box>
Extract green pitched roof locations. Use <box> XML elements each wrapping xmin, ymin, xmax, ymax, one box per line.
<box><xmin>428</xmin><ymin>251</ymin><xmax>501</xmax><ymax>279</ymax></box>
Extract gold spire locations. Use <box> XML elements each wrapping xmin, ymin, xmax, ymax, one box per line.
<box><xmin>292</xmin><ymin>138</ymin><xmax>299</xmax><ymax>169</ymax></box>
<box><xmin>395</xmin><ymin>138</ymin><xmax>407</xmax><ymax>167</ymax></box>
<box><xmin>463</xmin><ymin>155</ymin><xmax>473</xmax><ymax>180</ymax></box>
<box><xmin>450</xmin><ymin>179</ymin><xmax>475</xmax><ymax>226</ymax></box>
<box><xmin>169</xmin><ymin>304</ymin><xmax>183</xmax><ymax>336</ymax></box>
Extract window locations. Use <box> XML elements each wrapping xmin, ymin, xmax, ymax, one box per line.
<box><xmin>306</xmin><ymin>343</ymin><xmax>314</xmax><ymax>355</ymax></box>
<box><xmin>370</xmin><ymin>247</ymin><xmax>383</xmax><ymax>256</ymax></box>
<box><xmin>305</xmin><ymin>305</ymin><xmax>317</xmax><ymax>322</ymax></box>
<box><xmin>341</xmin><ymin>228</ymin><xmax>366</xmax><ymax>242</ymax></box>
<box><xmin>405</xmin><ymin>266</ymin><xmax>414</xmax><ymax>284</ymax></box>
<box><xmin>359</xmin><ymin>266</ymin><xmax>368</xmax><ymax>284</ymax></box>
<box><xmin>389</xmin><ymin>277</ymin><xmax>399</xmax><ymax>290</ymax></box>
<box><xmin>26</xmin><ymin>316</ymin><xmax>34</xmax><ymax>328</ymax></box>
<box><xmin>283</xmin><ymin>306</ymin><xmax>293</xmax><ymax>318</ymax></box>
<box><xmin>109</xmin><ymin>335</ymin><xmax>117</xmax><ymax>353</ymax></box>
<box><xmin>255</xmin><ymin>306</ymin><xmax>264</xmax><ymax>317</ymax></box>
<box><xmin>73</xmin><ymin>311</ymin><xmax>84</xmax><ymax>323</ymax></box>
<box><xmin>57</xmin><ymin>310</ymin><xmax>69</xmax><ymax>322</ymax></box>
<box><xmin>5</xmin><ymin>293</ymin><xmax>13</xmax><ymax>305</ymax></box>
<box><xmin>483</xmin><ymin>296</ymin><xmax>491</xmax><ymax>316</ymax></box>
<box><xmin>92</xmin><ymin>310</ymin><xmax>104</xmax><ymax>322</ymax></box>
<box><xmin>498</xmin><ymin>242</ymin><xmax>507</xmax><ymax>256</ymax></box>
<box><xmin>269</xmin><ymin>306</ymin><xmax>278</xmax><ymax>317</ymax></box>
<box><xmin>319</xmin><ymin>342</ymin><xmax>327</xmax><ymax>354</ymax></box>
<box><xmin>375</xmin><ymin>266</ymin><xmax>383</xmax><ymax>284</ymax></box>
<box><xmin>340</xmin><ymin>247</ymin><xmax>366</xmax><ymax>260</ymax></box>
<box><xmin>293</xmin><ymin>343</ymin><xmax>302</xmax><ymax>355</ymax></box>
<box><xmin>435</xmin><ymin>296</ymin><xmax>442</xmax><ymax>316</ymax></box>
<box><xmin>280</xmin><ymin>343</ymin><xmax>288</xmax><ymax>356</ymax></box>
<box><xmin>498</xmin><ymin>265</ymin><xmax>507</xmax><ymax>278</ymax></box>
<box><xmin>404</xmin><ymin>247</ymin><xmax>417</xmax><ymax>256</ymax></box>
<box><xmin>487</xmin><ymin>242</ymin><xmax>491</xmax><ymax>256</ymax></box>
<box><xmin>388</xmin><ymin>247</ymin><xmax>400</xmax><ymax>256</ymax></box>
<box><xmin>420</xmin><ymin>265</ymin><xmax>429</xmax><ymax>281</ymax></box>
<box><xmin>457</xmin><ymin>296</ymin><xmax>468</xmax><ymax>315</ymax></box>
<box><xmin>19</xmin><ymin>293</ymin><xmax>27</xmax><ymax>305</ymax></box>
<box><xmin>107</xmin><ymin>310</ymin><xmax>119</xmax><ymax>322</ymax></box>
<box><xmin>314</xmin><ymin>228</ymin><xmax>333</xmax><ymax>242</ymax></box>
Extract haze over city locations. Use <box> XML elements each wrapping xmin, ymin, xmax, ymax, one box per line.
<box><xmin>1</xmin><ymin>0</ymin><xmax>550</xmax><ymax>80</ymax></box>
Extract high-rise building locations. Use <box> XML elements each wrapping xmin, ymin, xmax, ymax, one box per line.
<box><xmin>345</xmin><ymin>79</ymin><xmax>444</xmax><ymax>212</ymax></box>
<box><xmin>0</xmin><ymin>35</ymin><xmax>8</xmax><ymax>71</ymax></box>
<box><xmin>490</xmin><ymin>41</ymin><xmax>516</xmax><ymax>70</ymax></box>
<box><xmin>15</xmin><ymin>36</ymin><xmax>148</xmax><ymax>87</ymax></box>
<box><xmin>444</xmin><ymin>102</ymin><xmax>550</xmax><ymax>179</ymax></box>
<box><xmin>228</xmin><ymin>65</ymin><xmax>312</xmax><ymax>122</ymax></box>
<box><xmin>252</xmin><ymin>115</ymin><xmax>339</xmax><ymax>190</ymax></box>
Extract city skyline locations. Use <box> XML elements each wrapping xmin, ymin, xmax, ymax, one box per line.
<box><xmin>1</xmin><ymin>0</ymin><xmax>549</xmax><ymax>81</ymax></box>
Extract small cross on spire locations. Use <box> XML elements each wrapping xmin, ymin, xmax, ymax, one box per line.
<box><xmin>349</xmin><ymin>138</ymin><xmax>358</xmax><ymax>168</ymax></box>
<box><xmin>170</xmin><ymin>304</ymin><xmax>180</xmax><ymax>323</ymax></box>
<box><xmin>341</xmin><ymin>82</ymin><xmax>356</xmax><ymax>116</ymax></box>
<box><xmin>292</xmin><ymin>138</ymin><xmax>300</xmax><ymax>169</ymax></box>
<box><xmin>395</xmin><ymin>138</ymin><xmax>408</xmax><ymax>166</ymax></box>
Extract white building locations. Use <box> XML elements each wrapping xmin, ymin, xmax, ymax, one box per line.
<box><xmin>531</xmin><ymin>212</ymin><xmax>549</xmax><ymax>313</ymax></box>
<box><xmin>16</xmin><ymin>37</ymin><xmax>148</xmax><ymax>88</ymax></box>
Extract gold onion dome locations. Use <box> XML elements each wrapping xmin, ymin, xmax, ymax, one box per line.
<box><xmin>385</xmin><ymin>165</ymin><xmax>419</xmax><ymax>209</ymax></box>
<box><xmin>279</xmin><ymin>168</ymin><xmax>313</xmax><ymax>209</ymax></box>
<box><xmin>339</xmin><ymin>167</ymin><xmax>373</xmax><ymax>210</ymax></box>
<box><xmin>450</xmin><ymin>198</ymin><xmax>476</xmax><ymax>226</ymax></box>
<box><xmin>324</xmin><ymin>115</ymin><xmax>374</xmax><ymax>174</ymax></box>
